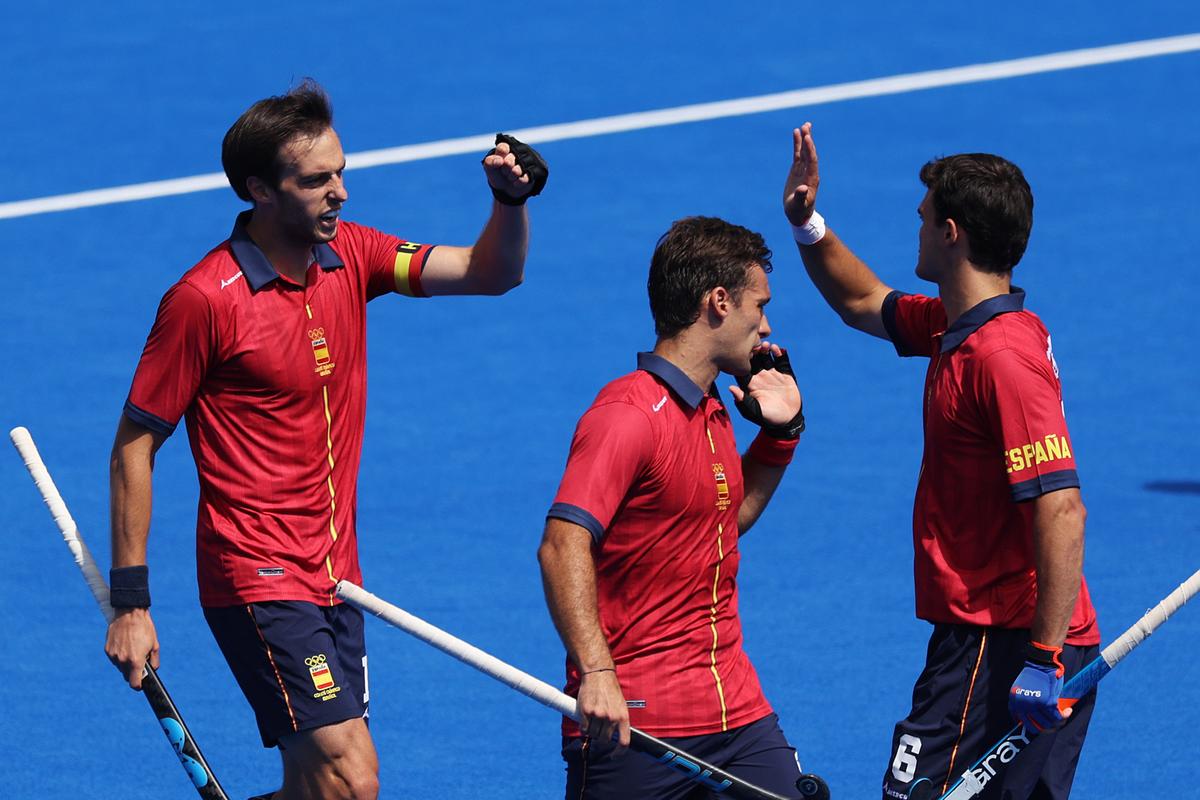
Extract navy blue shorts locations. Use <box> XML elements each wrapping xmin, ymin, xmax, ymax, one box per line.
<box><xmin>203</xmin><ymin>601</ymin><xmax>369</xmax><ymax>747</ymax></box>
<box><xmin>882</xmin><ymin>625</ymin><xmax>1098</xmax><ymax>800</ymax></box>
<box><xmin>563</xmin><ymin>712</ymin><xmax>805</xmax><ymax>800</ymax></box>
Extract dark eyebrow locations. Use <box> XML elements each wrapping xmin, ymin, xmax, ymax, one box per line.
<box><xmin>300</xmin><ymin>162</ymin><xmax>347</xmax><ymax>182</ymax></box>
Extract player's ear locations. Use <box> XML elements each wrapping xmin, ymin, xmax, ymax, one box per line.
<box><xmin>943</xmin><ymin>217</ymin><xmax>959</xmax><ymax>245</ymax></box>
<box><xmin>246</xmin><ymin>176</ymin><xmax>274</xmax><ymax>205</ymax></box>
<box><xmin>708</xmin><ymin>286</ymin><xmax>732</xmax><ymax>319</ymax></box>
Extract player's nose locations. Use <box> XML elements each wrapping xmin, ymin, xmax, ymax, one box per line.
<box><xmin>331</xmin><ymin>174</ymin><xmax>349</xmax><ymax>203</ymax></box>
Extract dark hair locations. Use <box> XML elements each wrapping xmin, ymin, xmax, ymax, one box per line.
<box><xmin>648</xmin><ymin>216</ymin><xmax>772</xmax><ymax>339</ymax></box>
<box><xmin>919</xmin><ymin>154</ymin><xmax>1033</xmax><ymax>273</ymax></box>
<box><xmin>221</xmin><ymin>78</ymin><xmax>334</xmax><ymax>202</ymax></box>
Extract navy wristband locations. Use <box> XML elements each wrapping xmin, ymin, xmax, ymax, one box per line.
<box><xmin>110</xmin><ymin>565</ymin><xmax>151</xmax><ymax>609</ymax></box>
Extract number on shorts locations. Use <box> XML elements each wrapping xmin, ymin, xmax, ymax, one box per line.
<box><xmin>891</xmin><ymin>734</ymin><xmax>922</xmax><ymax>782</ymax></box>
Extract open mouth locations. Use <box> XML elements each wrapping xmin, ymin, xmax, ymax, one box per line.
<box><xmin>319</xmin><ymin>210</ymin><xmax>340</xmax><ymax>224</ymax></box>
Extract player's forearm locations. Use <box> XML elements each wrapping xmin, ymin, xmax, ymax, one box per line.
<box><xmin>463</xmin><ymin>202</ymin><xmax>529</xmax><ymax>295</ymax></box>
<box><xmin>538</xmin><ymin>522</ymin><xmax>614</xmax><ymax>672</ymax></box>
<box><xmin>798</xmin><ymin>228</ymin><xmax>891</xmax><ymax>339</ymax></box>
<box><xmin>1030</xmin><ymin>488</ymin><xmax>1087</xmax><ymax>646</ymax></box>
<box><xmin>738</xmin><ymin>456</ymin><xmax>788</xmax><ymax>534</ymax></box>
<box><xmin>109</xmin><ymin>418</ymin><xmax>160</xmax><ymax>567</ymax></box>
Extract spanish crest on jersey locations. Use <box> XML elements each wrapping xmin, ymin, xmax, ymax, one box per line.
<box><xmin>308</xmin><ymin>327</ymin><xmax>335</xmax><ymax>377</ymax></box>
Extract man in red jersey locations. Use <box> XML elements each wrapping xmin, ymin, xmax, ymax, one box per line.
<box><xmin>782</xmin><ymin>123</ymin><xmax>1098</xmax><ymax>800</ymax></box>
<box><xmin>539</xmin><ymin>216</ymin><xmax>809</xmax><ymax>799</ymax></box>
<box><xmin>103</xmin><ymin>79</ymin><xmax>547</xmax><ymax>800</ymax></box>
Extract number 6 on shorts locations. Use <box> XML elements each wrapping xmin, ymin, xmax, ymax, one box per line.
<box><xmin>892</xmin><ymin>734</ymin><xmax>922</xmax><ymax>783</ymax></box>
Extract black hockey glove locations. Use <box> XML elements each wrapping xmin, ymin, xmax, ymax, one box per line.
<box><xmin>484</xmin><ymin>133</ymin><xmax>549</xmax><ymax>205</ymax></box>
<box><xmin>733</xmin><ymin>349</ymin><xmax>805</xmax><ymax>439</ymax></box>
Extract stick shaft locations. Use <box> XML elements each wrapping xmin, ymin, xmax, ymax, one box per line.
<box><xmin>9</xmin><ymin>426</ymin><xmax>230</xmax><ymax>800</ymax></box>
<box><xmin>336</xmin><ymin>580</ymin><xmax>796</xmax><ymax>800</ymax></box>
<box><xmin>939</xmin><ymin>567</ymin><xmax>1200</xmax><ymax>800</ymax></box>
<box><xmin>10</xmin><ymin>426</ymin><xmax>114</xmax><ymax>623</ymax></box>
<box><xmin>338</xmin><ymin>579</ymin><xmax>576</xmax><ymax>714</ymax></box>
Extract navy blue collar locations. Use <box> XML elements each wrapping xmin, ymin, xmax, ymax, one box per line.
<box><xmin>940</xmin><ymin>287</ymin><xmax>1026</xmax><ymax>352</ymax></box>
<box><xmin>228</xmin><ymin>210</ymin><xmax>345</xmax><ymax>291</ymax></box>
<box><xmin>637</xmin><ymin>352</ymin><xmax>710</xmax><ymax>410</ymax></box>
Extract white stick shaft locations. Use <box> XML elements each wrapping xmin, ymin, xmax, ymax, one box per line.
<box><xmin>1101</xmin><ymin>567</ymin><xmax>1200</xmax><ymax>667</ymax></box>
<box><xmin>10</xmin><ymin>426</ymin><xmax>115</xmax><ymax>624</ymax></box>
<box><xmin>336</xmin><ymin>580</ymin><xmax>579</xmax><ymax>720</ymax></box>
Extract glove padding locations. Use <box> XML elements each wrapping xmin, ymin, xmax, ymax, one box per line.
<box><xmin>733</xmin><ymin>349</ymin><xmax>805</xmax><ymax>439</ymax></box>
<box><xmin>484</xmin><ymin>133</ymin><xmax>549</xmax><ymax>205</ymax></box>
<box><xmin>1008</xmin><ymin>642</ymin><xmax>1066</xmax><ymax>732</ymax></box>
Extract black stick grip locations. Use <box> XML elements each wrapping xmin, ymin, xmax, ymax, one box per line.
<box><xmin>141</xmin><ymin>665</ymin><xmax>231</xmax><ymax>799</ymax></box>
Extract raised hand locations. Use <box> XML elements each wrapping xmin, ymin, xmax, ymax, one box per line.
<box><xmin>482</xmin><ymin>133</ymin><xmax>549</xmax><ymax>205</ymax></box>
<box><xmin>730</xmin><ymin>343</ymin><xmax>805</xmax><ymax>438</ymax></box>
<box><xmin>783</xmin><ymin>123</ymin><xmax>820</xmax><ymax>226</ymax></box>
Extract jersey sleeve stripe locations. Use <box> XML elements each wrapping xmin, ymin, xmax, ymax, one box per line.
<box><xmin>123</xmin><ymin>399</ymin><xmax>177</xmax><ymax>436</ymax></box>
<box><xmin>1011</xmin><ymin>469</ymin><xmax>1081</xmax><ymax>502</ymax></box>
<box><xmin>882</xmin><ymin>290</ymin><xmax>917</xmax><ymax>357</ymax></box>
<box><xmin>547</xmin><ymin>502</ymin><xmax>605</xmax><ymax>542</ymax></box>
<box><xmin>392</xmin><ymin>243</ymin><xmax>433</xmax><ymax>297</ymax></box>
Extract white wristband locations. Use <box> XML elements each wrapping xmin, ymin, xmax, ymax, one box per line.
<box><xmin>791</xmin><ymin>211</ymin><xmax>826</xmax><ymax>245</ymax></box>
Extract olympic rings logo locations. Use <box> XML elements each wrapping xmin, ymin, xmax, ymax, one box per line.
<box><xmin>308</xmin><ymin>327</ymin><xmax>326</xmax><ymax>341</ymax></box>
<box><xmin>305</xmin><ymin>654</ymin><xmax>328</xmax><ymax>667</ymax></box>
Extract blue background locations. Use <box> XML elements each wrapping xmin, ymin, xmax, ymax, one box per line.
<box><xmin>2</xmin><ymin>3</ymin><xmax>1198</xmax><ymax>797</ymax></box>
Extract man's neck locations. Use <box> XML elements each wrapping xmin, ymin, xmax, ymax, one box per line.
<box><xmin>653</xmin><ymin>335</ymin><xmax>718</xmax><ymax>394</ymax></box>
<box><xmin>245</xmin><ymin>211</ymin><xmax>312</xmax><ymax>285</ymax></box>
<box><xmin>937</xmin><ymin>261</ymin><xmax>1012</xmax><ymax>326</ymax></box>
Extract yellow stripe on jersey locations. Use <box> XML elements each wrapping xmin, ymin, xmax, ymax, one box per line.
<box><xmin>321</xmin><ymin>386</ymin><xmax>339</xmax><ymax>605</ymax></box>
<box><xmin>708</xmin><ymin>522</ymin><xmax>730</xmax><ymax>730</ymax></box>
<box><xmin>393</xmin><ymin>243</ymin><xmax>425</xmax><ymax>296</ymax></box>
<box><xmin>322</xmin><ymin>386</ymin><xmax>339</xmax><ymax>543</ymax></box>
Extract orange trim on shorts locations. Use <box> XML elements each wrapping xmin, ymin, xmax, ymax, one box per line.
<box><xmin>943</xmin><ymin>630</ymin><xmax>987</xmax><ymax>794</ymax></box>
<box><xmin>247</xmin><ymin>605</ymin><xmax>299</xmax><ymax>734</ymax></box>
<box><xmin>578</xmin><ymin>737</ymin><xmax>591</xmax><ymax>800</ymax></box>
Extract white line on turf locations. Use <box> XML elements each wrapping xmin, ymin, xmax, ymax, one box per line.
<box><xmin>3</xmin><ymin>32</ymin><xmax>1199</xmax><ymax>221</ymax></box>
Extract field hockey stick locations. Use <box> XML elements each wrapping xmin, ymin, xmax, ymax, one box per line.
<box><xmin>10</xmin><ymin>427</ymin><xmax>230</xmax><ymax>800</ymax></box>
<box><xmin>910</xmin><ymin>567</ymin><xmax>1200</xmax><ymax>800</ymax></box>
<box><xmin>337</xmin><ymin>580</ymin><xmax>830</xmax><ymax>800</ymax></box>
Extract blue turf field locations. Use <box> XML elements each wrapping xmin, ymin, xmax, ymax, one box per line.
<box><xmin>3</xmin><ymin>3</ymin><xmax>1199</xmax><ymax>797</ymax></box>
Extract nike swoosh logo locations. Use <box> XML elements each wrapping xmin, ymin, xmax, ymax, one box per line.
<box><xmin>652</xmin><ymin>395</ymin><xmax>667</xmax><ymax>412</ymax></box>
<box><xmin>220</xmin><ymin>272</ymin><xmax>243</xmax><ymax>290</ymax></box>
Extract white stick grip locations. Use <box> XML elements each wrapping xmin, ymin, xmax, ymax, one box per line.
<box><xmin>1100</xmin><ymin>567</ymin><xmax>1200</xmax><ymax>667</ymax></box>
<box><xmin>336</xmin><ymin>580</ymin><xmax>580</xmax><ymax>720</ymax></box>
<box><xmin>10</xmin><ymin>426</ymin><xmax>115</xmax><ymax>624</ymax></box>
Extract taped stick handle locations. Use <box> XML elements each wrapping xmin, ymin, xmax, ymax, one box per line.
<box><xmin>9</xmin><ymin>426</ymin><xmax>230</xmax><ymax>800</ymax></box>
<box><xmin>10</xmin><ymin>425</ymin><xmax>114</xmax><ymax>623</ymax></box>
<box><xmin>337</xmin><ymin>580</ymin><xmax>814</xmax><ymax>800</ymax></box>
<box><xmin>1100</xmin><ymin>567</ymin><xmax>1200</xmax><ymax>668</ymax></box>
